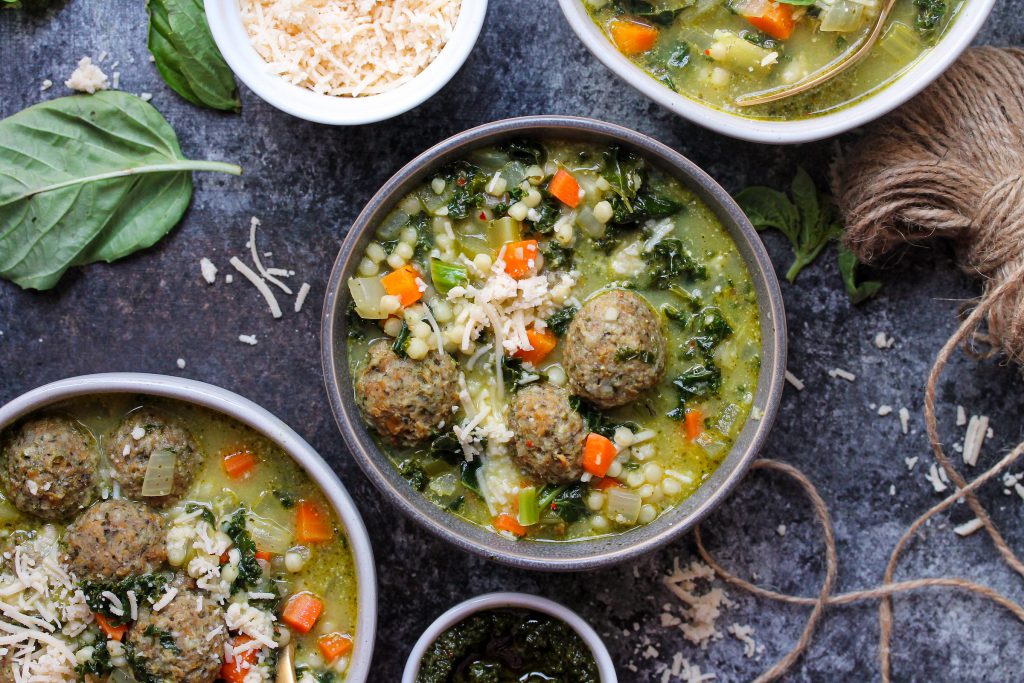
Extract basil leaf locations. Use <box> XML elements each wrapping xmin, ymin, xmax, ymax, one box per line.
<box><xmin>147</xmin><ymin>0</ymin><xmax>241</xmax><ymax>111</ymax></box>
<box><xmin>838</xmin><ymin>244</ymin><xmax>882</xmax><ymax>304</ymax></box>
<box><xmin>734</xmin><ymin>186</ymin><xmax>799</xmax><ymax>242</ymax></box>
<box><xmin>0</xmin><ymin>92</ymin><xmax>241</xmax><ymax>290</ymax></box>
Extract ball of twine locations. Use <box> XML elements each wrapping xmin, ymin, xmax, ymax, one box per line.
<box><xmin>833</xmin><ymin>47</ymin><xmax>1024</xmax><ymax>363</ymax></box>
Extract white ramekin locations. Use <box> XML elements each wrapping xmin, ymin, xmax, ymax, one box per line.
<box><xmin>402</xmin><ymin>592</ymin><xmax>618</xmax><ymax>682</ymax></box>
<box><xmin>0</xmin><ymin>373</ymin><xmax>377</xmax><ymax>683</ymax></box>
<box><xmin>204</xmin><ymin>0</ymin><xmax>487</xmax><ymax>125</ymax></box>
<box><xmin>557</xmin><ymin>0</ymin><xmax>996</xmax><ymax>144</ymax></box>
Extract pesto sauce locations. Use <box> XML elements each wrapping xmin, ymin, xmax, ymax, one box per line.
<box><xmin>416</xmin><ymin>610</ymin><xmax>600</xmax><ymax>683</ymax></box>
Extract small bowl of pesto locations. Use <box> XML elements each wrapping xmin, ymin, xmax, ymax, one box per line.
<box><xmin>402</xmin><ymin>592</ymin><xmax>616</xmax><ymax>683</ymax></box>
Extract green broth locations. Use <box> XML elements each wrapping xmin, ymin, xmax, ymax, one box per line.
<box><xmin>584</xmin><ymin>0</ymin><xmax>964</xmax><ymax>119</ymax></box>
<box><xmin>347</xmin><ymin>138</ymin><xmax>760</xmax><ymax>541</ymax></box>
<box><xmin>0</xmin><ymin>395</ymin><xmax>358</xmax><ymax>681</ymax></box>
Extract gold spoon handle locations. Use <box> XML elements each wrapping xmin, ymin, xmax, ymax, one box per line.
<box><xmin>734</xmin><ymin>0</ymin><xmax>900</xmax><ymax>107</ymax></box>
<box><xmin>276</xmin><ymin>641</ymin><xmax>297</xmax><ymax>683</ymax></box>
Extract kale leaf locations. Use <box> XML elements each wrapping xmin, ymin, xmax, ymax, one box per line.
<box><xmin>644</xmin><ymin>238</ymin><xmax>707</xmax><ymax>289</ymax></box>
<box><xmin>550</xmin><ymin>483</ymin><xmax>590</xmax><ymax>524</ymax></box>
<box><xmin>460</xmin><ymin>460</ymin><xmax>483</xmax><ymax>498</ymax></box>
<box><xmin>75</xmin><ymin>639</ymin><xmax>112</xmax><ymax>677</ymax></box>
<box><xmin>546</xmin><ymin>306</ymin><xmax>578</xmax><ymax>337</ymax></box>
<box><xmin>615</xmin><ymin>347</ymin><xmax>656</xmax><ymax>364</ymax></box>
<box><xmin>392</xmin><ymin>320</ymin><xmax>412</xmax><ymax>358</ymax></box>
<box><xmin>185</xmin><ymin>502</ymin><xmax>216</xmax><ymax>526</ymax></box>
<box><xmin>838</xmin><ymin>243</ymin><xmax>882</xmax><ymax>304</ymax></box>
<box><xmin>398</xmin><ymin>459</ymin><xmax>429</xmax><ymax>491</ymax></box>
<box><xmin>914</xmin><ymin>0</ymin><xmax>946</xmax><ymax>34</ymax></box>
<box><xmin>543</xmin><ymin>242</ymin><xmax>575</xmax><ymax>271</ymax></box>
<box><xmin>144</xmin><ymin>625</ymin><xmax>182</xmax><ymax>654</ymax></box>
<box><xmin>569</xmin><ymin>396</ymin><xmax>639</xmax><ymax>439</ymax></box>
<box><xmin>222</xmin><ymin>508</ymin><xmax>261</xmax><ymax>592</ymax></box>
<box><xmin>440</xmin><ymin>162</ymin><xmax>488</xmax><ymax>220</ymax></box>
<box><xmin>499</xmin><ymin>139</ymin><xmax>546</xmax><ymax>167</ymax></box>
<box><xmin>273</xmin><ymin>489</ymin><xmax>298</xmax><ymax>509</ymax></box>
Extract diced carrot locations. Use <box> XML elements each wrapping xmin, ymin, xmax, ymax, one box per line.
<box><xmin>222</xmin><ymin>449</ymin><xmax>257</xmax><ymax>479</ymax></box>
<box><xmin>514</xmin><ymin>327</ymin><xmax>557</xmax><ymax>366</ymax></box>
<box><xmin>380</xmin><ymin>264</ymin><xmax>424</xmax><ymax>307</ymax></box>
<box><xmin>295</xmin><ymin>500</ymin><xmax>333</xmax><ymax>544</ymax></box>
<box><xmin>582</xmin><ymin>433</ymin><xmax>617</xmax><ymax>478</ymax></box>
<box><xmin>220</xmin><ymin>636</ymin><xmax>258</xmax><ymax>683</ymax></box>
<box><xmin>503</xmin><ymin>240</ymin><xmax>540</xmax><ymax>279</ymax></box>
<box><xmin>609</xmin><ymin>18</ymin><xmax>659</xmax><ymax>55</ymax></box>
<box><xmin>255</xmin><ymin>550</ymin><xmax>274</xmax><ymax>562</ymax></box>
<box><xmin>94</xmin><ymin>613</ymin><xmax>126</xmax><ymax>641</ymax></box>
<box><xmin>741</xmin><ymin>2</ymin><xmax>795</xmax><ymax>40</ymax></box>
<box><xmin>593</xmin><ymin>477</ymin><xmax>624</xmax><ymax>491</ymax></box>
<box><xmin>548</xmin><ymin>169</ymin><xmax>581</xmax><ymax>208</ymax></box>
<box><xmin>281</xmin><ymin>592</ymin><xmax>324</xmax><ymax>634</ymax></box>
<box><xmin>219</xmin><ymin>552</ymin><xmax>230</xmax><ymax>565</ymax></box>
<box><xmin>685</xmin><ymin>409</ymin><xmax>704</xmax><ymax>441</ymax></box>
<box><xmin>318</xmin><ymin>632</ymin><xmax>354</xmax><ymax>663</ymax></box>
<box><xmin>493</xmin><ymin>513</ymin><xmax>527</xmax><ymax>537</ymax></box>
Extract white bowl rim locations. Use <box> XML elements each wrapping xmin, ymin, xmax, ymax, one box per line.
<box><xmin>0</xmin><ymin>372</ymin><xmax>377</xmax><ymax>683</ymax></box>
<box><xmin>204</xmin><ymin>0</ymin><xmax>487</xmax><ymax>125</ymax></box>
<box><xmin>556</xmin><ymin>0</ymin><xmax>997</xmax><ymax>144</ymax></box>
<box><xmin>401</xmin><ymin>592</ymin><xmax>618</xmax><ymax>683</ymax></box>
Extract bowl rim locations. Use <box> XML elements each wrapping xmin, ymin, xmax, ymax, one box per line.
<box><xmin>321</xmin><ymin>115</ymin><xmax>787</xmax><ymax>571</ymax></box>
<box><xmin>0</xmin><ymin>372</ymin><xmax>378</xmax><ymax>683</ymax></box>
<box><xmin>401</xmin><ymin>592</ymin><xmax>618</xmax><ymax>682</ymax></box>
<box><xmin>555</xmin><ymin>0</ymin><xmax>997</xmax><ymax>144</ymax></box>
<box><xmin>203</xmin><ymin>0</ymin><xmax>487</xmax><ymax>125</ymax></box>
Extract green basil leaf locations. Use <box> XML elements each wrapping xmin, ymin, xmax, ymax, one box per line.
<box><xmin>734</xmin><ymin>186</ymin><xmax>799</xmax><ymax>242</ymax></box>
<box><xmin>0</xmin><ymin>92</ymin><xmax>241</xmax><ymax>290</ymax></box>
<box><xmin>147</xmin><ymin>0</ymin><xmax>241</xmax><ymax>112</ymax></box>
<box><xmin>838</xmin><ymin>243</ymin><xmax>882</xmax><ymax>304</ymax></box>
<box><xmin>790</xmin><ymin>167</ymin><xmax>820</xmax><ymax>236</ymax></box>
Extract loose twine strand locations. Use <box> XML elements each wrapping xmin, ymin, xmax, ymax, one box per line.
<box><xmin>690</xmin><ymin>48</ymin><xmax>1024</xmax><ymax>681</ymax></box>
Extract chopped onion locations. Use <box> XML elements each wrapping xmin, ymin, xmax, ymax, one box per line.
<box><xmin>140</xmin><ymin>449</ymin><xmax>176</xmax><ymax>497</ymax></box>
<box><xmin>247</xmin><ymin>513</ymin><xmax>293</xmax><ymax>554</ymax></box>
<box><xmin>111</xmin><ymin>669</ymin><xmax>138</xmax><ymax>683</ymax></box>
<box><xmin>606</xmin><ymin>488</ymin><xmax>642</xmax><ymax>525</ymax></box>
<box><xmin>348</xmin><ymin>277</ymin><xmax>387</xmax><ymax>320</ymax></box>
<box><xmin>818</xmin><ymin>0</ymin><xmax>866</xmax><ymax>32</ymax></box>
<box><xmin>575</xmin><ymin>206</ymin><xmax>606</xmax><ymax>238</ymax></box>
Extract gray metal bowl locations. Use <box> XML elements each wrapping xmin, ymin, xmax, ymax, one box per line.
<box><xmin>321</xmin><ymin>116</ymin><xmax>786</xmax><ymax>571</ymax></box>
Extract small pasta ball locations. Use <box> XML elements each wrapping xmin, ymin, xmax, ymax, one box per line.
<box><xmin>406</xmin><ymin>338</ymin><xmax>429</xmax><ymax>360</ymax></box>
<box><xmin>412</xmin><ymin>321</ymin><xmax>432</xmax><ymax>339</ymax></box>
<box><xmin>524</xmin><ymin>189</ymin><xmax>542</xmax><ymax>208</ymax></box>
<box><xmin>606</xmin><ymin>460</ymin><xmax>623</xmax><ymax>479</ymax></box>
<box><xmin>400</xmin><ymin>227</ymin><xmax>418</xmax><ymax>244</ymax></box>
<box><xmin>638</xmin><ymin>504</ymin><xmax>657</xmax><ymax>525</ymax></box>
<box><xmin>380</xmin><ymin>295</ymin><xmax>402</xmax><ymax>315</ymax></box>
<box><xmin>661</xmin><ymin>477</ymin><xmax>682</xmax><ymax>497</ymax></box>
<box><xmin>643</xmin><ymin>463</ymin><xmax>663</xmax><ymax>484</ymax></box>
<box><xmin>386</xmin><ymin>253</ymin><xmax>406</xmax><ymax>270</ymax></box>
<box><xmin>593</xmin><ymin>200</ymin><xmax>614</xmax><ymax>224</ymax></box>
<box><xmin>383</xmin><ymin>317</ymin><xmax>404</xmax><ymax>337</ymax></box>
<box><xmin>357</xmin><ymin>258</ymin><xmax>379</xmax><ymax>277</ymax></box>
<box><xmin>626</xmin><ymin>470</ymin><xmax>645</xmax><ymax>489</ymax></box>
<box><xmin>395</xmin><ymin>242</ymin><xmax>415</xmax><ymax>260</ymax></box>
<box><xmin>432</xmin><ymin>300</ymin><xmax>453</xmax><ymax>323</ymax></box>
<box><xmin>590</xmin><ymin>514</ymin><xmax>609</xmax><ymax>531</ymax></box>
<box><xmin>586</xmin><ymin>491</ymin><xmax>606</xmax><ymax>511</ymax></box>
<box><xmin>473</xmin><ymin>254</ymin><xmax>493</xmax><ymax>273</ymax></box>
<box><xmin>365</xmin><ymin>242</ymin><xmax>387</xmax><ymax>263</ymax></box>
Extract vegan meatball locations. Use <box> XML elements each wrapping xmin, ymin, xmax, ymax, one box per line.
<box><xmin>64</xmin><ymin>499</ymin><xmax>166</xmax><ymax>582</ymax></box>
<box><xmin>1</xmin><ymin>416</ymin><xmax>97</xmax><ymax>521</ymax></box>
<box><xmin>128</xmin><ymin>578</ymin><xmax>227</xmax><ymax>683</ymax></box>
<box><xmin>355</xmin><ymin>339</ymin><xmax>459</xmax><ymax>446</ymax></box>
<box><xmin>563</xmin><ymin>289</ymin><xmax>667</xmax><ymax>408</ymax></box>
<box><xmin>108</xmin><ymin>409</ymin><xmax>203</xmax><ymax>508</ymax></box>
<box><xmin>509</xmin><ymin>383</ymin><xmax>587</xmax><ymax>484</ymax></box>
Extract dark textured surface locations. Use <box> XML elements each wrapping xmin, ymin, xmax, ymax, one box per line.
<box><xmin>2</xmin><ymin>2</ymin><xmax>1023</xmax><ymax>680</ymax></box>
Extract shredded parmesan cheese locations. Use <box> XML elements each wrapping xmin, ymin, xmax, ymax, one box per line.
<box><xmin>64</xmin><ymin>56</ymin><xmax>109</xmax><ymax>93</ymax></box>
<box><xmin>784</xmin><ymin>370</ymin><xmax>804</xmax><ymax>391</ymax></box>
<box><xmin>954</xmin><ymin>518</ymin><xmax>984</xmax><ymax>537</ymax></box>
<box><xmin>230</xmin><ymin>257</ymin><xmax>283</xmax><ymax>319</ymax></box>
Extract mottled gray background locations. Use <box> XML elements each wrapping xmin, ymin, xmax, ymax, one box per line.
<box><xmin>2</xmin><ymin>1</ymin><xmax>1023</xmax><ymax>680</ymax></box>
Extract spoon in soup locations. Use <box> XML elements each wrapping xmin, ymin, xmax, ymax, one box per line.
<box><xmin>734</xmin><ymin>0</ymin><xmax>899</xmax><ymax>107</ymax></box>
<box><xmin>276</xmin><ymin>641</ymin><xmax>297</xmax><ymax>683</ymax></box>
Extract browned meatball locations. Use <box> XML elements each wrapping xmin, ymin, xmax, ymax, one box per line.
<box><xmin>355</xmin><ymin>340</ymin><xmax>459</xmax><ymax>446</ymax></box>
<box><xmin>128</xmin><ymin>578</ymin><xmax>227</xmax><ymax>683</ymax></box>
<box><xmin>563</xmin><ymin>289</ymin><xmax>667</xmax><ymax>408</ymax></box>
<box><xmin>1</xmin><ymin>416</ymin><xmax>97</xmax><ymax>521</ymax></box>
<box><xmin>64</xmin><ymin>499</ymin><xmax>166</xmax><ymax>581</ymax></box>
<box><xmin>508</xmin><ymin>384</ymin><xmax>586</xmax><ymax>484</ymax></box>
<box><xmin>108</xmin><ymin>409</ymin><xmax>203</xmax><ymax>507</ymax></box>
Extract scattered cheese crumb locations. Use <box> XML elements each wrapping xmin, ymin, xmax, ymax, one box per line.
<box><xmin>784</xmin><ymin>370</ymin><xmax>804</xmax><ymax>391</ymax></box>
<box><xmin>874</xmin><ymin>332</ymin><xmax>895</xmax><ymax>349</ymax></box>
<box><xmin>294</xmin><ymin>282</ymin><xmax>311</xmax><ymax>313</ymax></box>
<box><xmin>140</xmin><ymin>92</ymin><xmax>153</xmax><ymax>102</ymax></box>
<box><xmin>111</xmin><ymin>71</ymin><xmax>120</xmax><ymax>89</ymax></box>
<box><xmin>200</xmin><ymin>258</ymin><xmax>218</xmax><ymax>284</ymax></box>
<box><xmin>176</xmin><ymin>358</ymin><xmax>186</xmax><ymax>370</ymax></box>
<box><xmin>956</xmin><ymin>405</ymin><xmax>967</xmax><ymax>426</ymax></box>
<box><xmin>898</xmin><ymin>407</ymin><xmax>910</xmax><ymax>435</ymax></box>
<box><xmin>662</xmin><ymin>559</ymin><xmax>733</xmax><ymax>648</ymax></box>
<box><xmin>727</xmin><ymin>623</ymin><xmax>759</xmax><ymax>658</ymax></box>
<box><xmin>776</xmin><ymin>524</ymin><xmax>786</xmax><ymax>536</ymax></box>
<box><xmin>238</xmin><ymin>335</ymin><xmax>258</xmax><ymax>346</ymax></box>
<box><xmin>962</xmin><ymin>414</ymin><xmax>990</xmax><ymax>467</ymax></box>
<box><xmin>230</xmin><ymin>257</ymin><xmax>283</xmax><ymax>319</ymax></box>
<box><xmin>925</xmin><ymin>464</ymin><xmax>948</xmax><ymax>493</ymax></box>
<box><xmin>40</xmin><ymin>79</ymin><xmax>53</xmax><ymax>91</ymax></box>
<box><xmin>889</xmin><ymin>484</ymin><xmax>896</xmax><ymax>496</ymax></box>
<box><xmin>877</xmin><ymin>405</ymin><xmax>892</xmax><ymax>416</ymax></box>
<box><xmin>225</xmin><ymin>274</ymin><xmax>234</xmax><ymax>284</ymax></box>
<box><xmin>65</xmin><ymin>56</ymin><xmax>109</xmax><ymax>94</ymax></box>
<box><xmin>828</xmin><ymin>368</ymin><xmax>856</xmax><ymax>382</ymax></box>
<box><xmin>953</xmin><ymin>518</ymin><xmax>984</xmax><ymax>537</ymax></box>
<box><xmin>905</xmin><ymin>456</ymin><xmax>919</xmax><ymax>471</ymax></box>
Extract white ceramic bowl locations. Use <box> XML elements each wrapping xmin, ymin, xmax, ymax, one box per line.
<box><xmin>402</xmin><ymin>592</ymin><xmax>618</xmax><ymax>682</ymax></box>
<box><xmin>204</xmin><ymin>0</ymin><xmax>487</xmax><ymax>125</ymax></box>
<box><xmin>0</xmin><ymin>373</ymin><xmax>377</xmax><ymax>683</ymax></box>
<box><xmin>557</xmin><ymin>0</ymin><xmax>996</xmax><ymax>144</ymax></box>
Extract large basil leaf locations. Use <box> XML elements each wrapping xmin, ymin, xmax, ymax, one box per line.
<box><xmin>147</xmin><ymin>0</ymin><xmax>241</xmax><ymax>112</ymax></box>
<box><xmin>0</xmin><ymin>92</ymin><xmax>241</xmax><ymax>290</ymax></box>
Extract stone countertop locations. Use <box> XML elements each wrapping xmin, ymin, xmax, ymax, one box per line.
<box><xmin>1</xmin><ymin>2</ymin><xmax>1023</xmax><ymax>680</ymax></box>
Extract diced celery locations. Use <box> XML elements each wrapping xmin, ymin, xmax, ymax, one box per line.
<box><xmin>377</xmin><ymin>208</ymin><xmax>411</xmax><ymax>240</ymax></box>
<box><xmin>488</xmin><ymin>217</ymin><xmax>523</xmax><ymax>249</ymax></box>
<box><xmin>456</xmin><ymin>235</ymin><xmax>491</xmax><ymax>258</ymax></box>
<box><xmin>707</xmin><ymin>30</ymin><xmax>775</xmax><ymax>72</ymax></box>
<box><xmin>430</xmin><ymin>258</ymin><xmax>468</xmax><ymax>295</ymax></box>
<box><xmin>518</xmin><ymin>487</ymin><xmax>540</xmax><ymax>526</ymax></box>
<box><xmin>879</xmin><ymin>21</ymin><xmax>920</xmax><ymax>62</ymax></box>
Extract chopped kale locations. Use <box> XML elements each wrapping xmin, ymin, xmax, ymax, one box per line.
<box><xmin>742</xmin><ymin>30</ymin><xmax>779</xmax><ymax>50</ymax></box>
<box><xmin>614</xmin><ymin>0</ymin><xmax>689</xmax><ymax>25</ymax></box>
<box><xmin>460</xmin><ymin>459</ymin><xmax>482</xmax><ymax>498</ymax></box>
<box><xmin>600</xmin><ymin>146</ymin><xmax>684</xmax><ymax>226</ymax></box>
<box><xmin>398</xmin><ymin>459</ymin><xmax>429</xmax><ymax>491</ymax></box>
<box><xmin>144</xmin><ymin>625</ymin><xmax>182</xmax><ymax>654</ymax></box>
<box><xmin>222</xmin><ymin>508</ymin><xmax>261</xmax><ymax>592</ymax></box>
<box><xmin>662</xmin><ymin>304</ymin><xmax>689</xmax><ymax>326</ymax></box>
<box><xmin>525</xmin><ymin>197</ymin><xmax>561</xmax><ymax>235</ymax></box>
<box><xmin>615</xmin><ymin>347</ymin><xmax>656</xmax><ymax>364</ymax></box>
<box><xmin>546</xmin><ymin>305</ymin><xmax>578</xmax><ymax>337</ymax></box>
<box><xmin>392</xmin><ymin>319</ymin><xmax>412</xmax><ymax>358</ymax></box>
<box><xmin>502</xmin><ymin>356</ymin><xmax>540</xmax><ymax>389</ymax></box>
<box><xmin>81</xmin><ymin>573</ymin><xmax>170</xmax><ymax>626</ymax></box>
<box><xmin>75</xmin><ymin>639</ymin><xmax>112</xmax><ymax>677</ymax></box>
<box><xmin>185</xmin><ymin>502</ymin><xmax>216</xmax><ymax>526</ymax></box>
<box><xmin>668</xmin><ymin>43</ymin><xmax>691</xmax><ymax>68</ymax></box>
<box><xmin>543</xmin><ymin>241</ymin><xmax>574</xmax><ymax>271</ymax></box>
<box><xmin>569</xmin><ymin>396</ymin><xmax>639</xmax><ymax>439</ymax></box>
<box><xmin>428</xmin><ymin>431</ymin><xmax>463</xmax><ymax>465</ymax></box>
<box><xmin>690</xmin><ymin>307</ymin><xmax>733</xmax><ymax>354</ymax></box>
<box><xmin>406</xmin><ymin>211</ymin><xmax>434</xmax><ymax>260</ymax></box>
<box><xmin>446</xmin><ymin>496</ymin><xmax>466</xmax><ymax>512</ymax></box>
<box><xmin>914</xmin><ymin>0</ymin><xmax>946</xmax><ymax>33</ymax></box>
<box><xmin>499</xmin><ymin>139</ymin><xmax>546</xmax><ymax>167</ymax></box>
<box><xmin>643</xmin><ymin>238</ymin><xmax>707</xmax><ymax>289</ymax></box>
<box><xmin>273</xmin><ymin>489</ymin><xmax>297</xmax><ymax>509</ymax></box>
<box><xmin>667</xmin><ymin>363</ymin><xmax>722</xmax><ymax>420</ymax></box>
<box><xmin>549</xmin><ymin>483</ymin><xmax>590</xmax><ymax>524</ymax></box>
<box><xmin>345</xmin><ymin>300</ymin><xmax>366</xmax><ymax>340</ymax></box>
<box><xmin>295</xmin><ymin>667</ymin><xmax>337</xmax><ymax>683</ymax></box>
<box><xmin>441</xmin><ymin>162</ymin><xmax>488</xmax><ymax>220</ymax></box>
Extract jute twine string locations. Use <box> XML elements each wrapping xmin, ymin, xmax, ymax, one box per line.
<box><xmin>690</xmin><ymin>48</ymin><xmax>1024</xmax><ymax>681</ymax></box>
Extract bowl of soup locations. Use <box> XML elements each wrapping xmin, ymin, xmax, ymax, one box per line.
<box><xmin>557</xmin><ymin>0</ymin><xmax>996</xmax><ymax>143</ymax></box>
<box><xmin>322</xmin><ymin>116</ymin><xmax>786</xmax><ymax>570</ymax></box>
<box><xmin>0</xmin><ymin>373</ymin><xmax>376</xmax><ymax>682</ymax></box>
